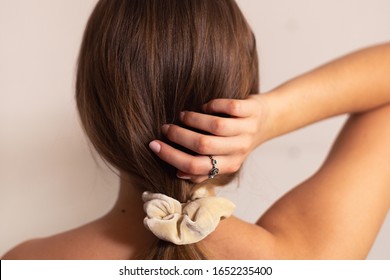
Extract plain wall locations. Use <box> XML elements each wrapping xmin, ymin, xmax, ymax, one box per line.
<box><xmin>1</xmin><ymin>0</ymin><xmax>389</xmax><ymax>258</ymax></box>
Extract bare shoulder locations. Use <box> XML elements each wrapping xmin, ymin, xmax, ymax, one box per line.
<box><xmin>2</xmin><ymin>222</ymin><xmax>105</xmax><ymax>260</ymax></box>
<box><xmin>2</xmin><ymin>212</ymin><xmax>157</xmax><ymax>260</ymax></box>
<box><xmin>2</xmin><ymin>239</ymin><xmax>42</xmax><ymax>260</ymax></box>
<box><xmin>1</xmin><ymin>218</ymin><xmax>126</xmax><ymax>260</ymax></box>
<box><xmin>2</xmin><ymin>236</ymin><xmax>80</xmax><ymax>260</ymax></box>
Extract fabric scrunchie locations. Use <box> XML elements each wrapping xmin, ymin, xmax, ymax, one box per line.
<box><xmin>142</xmin><ymin>187</ymin><xmax>235</xmax><ymax>245</ymax></box>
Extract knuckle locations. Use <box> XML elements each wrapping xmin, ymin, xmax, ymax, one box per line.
<box><xmin>207</xmin><ymin>100</ymin><xmax>217</xmax><ymax>111</ymax></box>
<box><xmin>224</xmin><ymin>164</ymin><xmax>234</xmax><ymax>173</ymax></box>
<box><xmin>195</xmin><ymin>136</ymin><xmax>210</xmax><ymax>154</ymax></box>
<box><xmin>239</xmin><ymin>137</ymin><xmax>252</xmax><ymax>154</ymax></box>
<box><xmin>166</xmin><ymin>125</ymin><xmax>179</xmax><ymax>141</ymax></box>
<box><xmin>185</xmin><ymin>160</ymin><xmax>201</xmax><ymax>174</ymax></box>
<box><xmin>230</xmin><ymin>159</ymin><xmax>242</xmax><ymax>173</ymax></box>
<box><xmin>238</xmin><ymin>145</ymin><xmax>247</xmax><ymax>155</ymax></box>
<box><xmin>227</xmin><ymin>100</ymin><xmax>241</xmax><ymax>115</ymax></box>
<box><xmin>211</xmin><ymin>119</ymin><xmax>225</xmax><ymax>135</ymax></box>
<box><xmin>182</xmin><ymin>111</ymin><xmax>193</xmax><ymax>124</ymax></box>
<box><xmin>226</xmin><ymin>162</ymin><xmax>240</xmax><ymax>173</ymax></box>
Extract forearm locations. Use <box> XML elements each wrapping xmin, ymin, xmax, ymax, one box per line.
<box><xmin>262</xmin><ymin>43</ymin><xmax>390</xmax><ymax>141</ymax></box>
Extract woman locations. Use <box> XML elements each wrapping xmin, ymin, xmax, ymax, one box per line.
<box><xmin>3</xmin><ymin>0</ymin><xmax>389</xmax><ymax>259</ymax></box>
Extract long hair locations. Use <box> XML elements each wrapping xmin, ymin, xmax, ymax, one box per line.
<box><xmin>76</xmin><ymin>0</ymin><xmax>259</xmax><ymax>259</ymax></box>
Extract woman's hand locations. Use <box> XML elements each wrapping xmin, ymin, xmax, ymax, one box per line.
<box><xmin>148</xmin><ymin>94</ymin><xmax>270</xmax><ymax>183</ymax></box>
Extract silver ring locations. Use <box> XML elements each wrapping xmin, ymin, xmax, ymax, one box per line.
<box><xmin>208</xmin><ymin>155</ymin><xmax>219</xmax><ymax>179</ymax></box>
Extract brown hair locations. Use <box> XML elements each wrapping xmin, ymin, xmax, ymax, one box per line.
<box><xmin>76</xmin><ymin>0</ymin><xmax>258</xmax><ymax>259</ymax></box>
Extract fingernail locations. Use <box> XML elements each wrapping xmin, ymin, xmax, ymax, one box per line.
<box><xmin>149</xmin><ymin>141</ymin><xmax>161</xmax><ymax>153</ymax></box>
<box><xmin>180</xmin><ymin>111</ymin><xmax>185</xmax><ymax>121</ymax></box>
<box><xmin>161</xmin><ymin>124</ymin><xmax>170</xmax><ymax>134</ymax></box>
<box><xmin>177</xmin><ymin>171</ymin><xmax>191</xmax><ymax>180</ymax></box>
<box><xmin>177</xmin><ymin>175</ymin><xmax>191</xmax><ymax>180</ymax></box>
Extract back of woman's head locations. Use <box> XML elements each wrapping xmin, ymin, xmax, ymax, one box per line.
<box><xmin>76</xmin><ymin>0</ymin><xmax>258</xmax><ymax>259</ymax></box>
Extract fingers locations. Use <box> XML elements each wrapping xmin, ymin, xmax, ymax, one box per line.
<box><xmin>202</xmin><ymin>97</ymin><xmax>258</xmax><ymax>118</ymax></box>
<box><xmin>148</xmin><ymin>96</ymin><xmax>263</xmax><ymax>183</ymax></box>
<box><xmin>162</xmin><ymin>124</ymin><xmax>251</xmax><ymax>155</ymax></box>
<box><xmin>149</xmin><ymin>140</ymin><xmax>207</xmax><ymax>174</ymax></box>
<box><xmin>180</xmin><ymin>111</ymin><xmax>246</xmax><ymax>136</ymax></box>
<box><xmin>149</xmin><ymin>140</ymin><xmax>242</xmax><ymax>181</ymax></box>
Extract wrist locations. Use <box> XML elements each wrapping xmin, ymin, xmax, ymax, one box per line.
<box><xmin>255</xmin><ymin>90</ymin><xmax>286</xmax><ymax>144</ymax></box>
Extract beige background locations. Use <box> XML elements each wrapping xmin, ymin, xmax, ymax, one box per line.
<box><xmin>1</xmin><ymin>0</ymin><xmax>389</xmax><ymax>258</ymax></box>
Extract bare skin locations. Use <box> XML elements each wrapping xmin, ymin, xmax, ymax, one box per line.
<box><xmin>3</xmin><ymin>43</ymin><xmax>390</xmax><ymax>259</ymax></box>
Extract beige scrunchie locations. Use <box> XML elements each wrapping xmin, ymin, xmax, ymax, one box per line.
<box><xmin>142</xmin><ymin>187</ymin><xmax>235</xmax><ymax>245</ymax></box>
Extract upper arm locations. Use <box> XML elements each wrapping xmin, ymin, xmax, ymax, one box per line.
<box><xmin>257</xmin><ymin>105</ymin><xmax>390</xmax><ymax>259</ymax></box>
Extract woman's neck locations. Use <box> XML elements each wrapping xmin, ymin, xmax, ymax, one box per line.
<box><xmin>112</xmin><ymin>174</ymin><xmax>145</xmax><ymax>213</ymax></box>
<box><xmin>101</xmin><ymin>173</ymin><xmax>157</xmax><ymax>257</ymax></box>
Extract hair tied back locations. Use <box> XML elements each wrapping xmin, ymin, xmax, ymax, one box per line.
<box><xmin>142</xmin><ymin>187</ymin><xmax>235</xmax><ymax>245</ymax></box>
